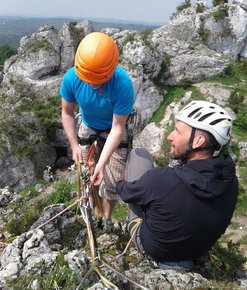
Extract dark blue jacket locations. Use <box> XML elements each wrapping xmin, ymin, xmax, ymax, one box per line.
<box><xmin>116</xmin><ymin>156</ymin><xmax>238</xmax><ymax>261</ymax></box>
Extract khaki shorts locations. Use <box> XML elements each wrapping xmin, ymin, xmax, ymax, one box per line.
<box><xmin>78</xmin><ymin>122</ymin><xmax>129</xmax><ymax>200</ymax></box>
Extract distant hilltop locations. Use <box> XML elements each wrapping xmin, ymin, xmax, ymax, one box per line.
<box><xmin>0</xmin><ymin>16</ymin><xmax>161</xmax><ymax>47</ymax></box>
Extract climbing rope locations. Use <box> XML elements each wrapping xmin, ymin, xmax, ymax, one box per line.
<box><xmin>75</xmin><ymin>142</ymin><xmax>119</xmax><ymax>289</ymax></box>
<box><xmin>19</xmin><ymin>139</ymin><xmax>147</xmax><ymax>289</ymax></box>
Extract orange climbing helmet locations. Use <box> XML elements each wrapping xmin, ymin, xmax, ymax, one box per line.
<box><xmin>74</xmin><ymin>32</ymin><xmax>119</xmax><ymax>85</ymax></box>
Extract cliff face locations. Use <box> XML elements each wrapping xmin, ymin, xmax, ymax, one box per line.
<box><xmin>0</xmin><ymin>1</ymin><xmax>246</xmax><ymax>191</ymax></box>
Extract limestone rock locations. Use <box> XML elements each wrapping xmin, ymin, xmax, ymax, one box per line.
<box><xmin>0</xmin><ymin>229</ymin><xmax>57</xmax><ymax>284</ymax></box>
<box><xmin>0</xmin><ymin>112</ymin><xmax>56</xmax><ymax>191</ymax></box>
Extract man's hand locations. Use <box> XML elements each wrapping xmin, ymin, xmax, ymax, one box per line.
<box><xmin>71</xmin><ymin>145</ymin><xmax>83</xmax><ymax>164</ymax></box>
<box><xmin>90</xmin><ymin>163</ymin><xmax>104</xmax><ymax>186</ymax></box>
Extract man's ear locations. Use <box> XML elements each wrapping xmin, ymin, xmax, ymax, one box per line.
<box><xmin>192</xmin><ymin>134</ymin><xmax>206</xmax><ymax>149</ymax></box>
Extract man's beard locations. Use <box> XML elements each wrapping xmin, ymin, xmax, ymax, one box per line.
<box><xmin>169</xmin><ymin>145</ymin><xmax>191</xmax><ymax>164</ymax></box>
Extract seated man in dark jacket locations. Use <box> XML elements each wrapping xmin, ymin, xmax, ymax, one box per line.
<box><xmin>116</xmin><ymin>100</ymin><xmax>238</xmax><ymax>270</ymax></box>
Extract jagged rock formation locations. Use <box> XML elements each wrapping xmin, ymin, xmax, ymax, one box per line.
<box><xmin>0</xmin><ymin>204</ymin><xmax>211</xmax><ymax>289</ymax></box>
<box><xmin>151</xmin><ymin>0</ymin><xmax>247</xmax><ymax>85</ymax></box>
<box><xmin>1</xmin><ymin>200</ymin><xmax>246</xmax><ymax>289</ymax></box>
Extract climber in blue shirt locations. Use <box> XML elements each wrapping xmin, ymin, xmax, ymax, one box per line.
<box><xmin>60</xmin><ymin>32</ymin><xmax>134</xmax><ymax>227</ymax></box>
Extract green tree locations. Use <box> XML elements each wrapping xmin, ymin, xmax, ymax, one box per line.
<box><xmin>213</xmin><ymin>0</ymin><xmax>228</xmax><ymax>6</ymax></box>
<box><xmin>235</xmin><ymin>106</ymin><xmax>247</xmax><ymax>131</ymax></box>
<box><xmin>0</xmin><ymin>44</ymin><xmax>17</xmax><ymax>67</ymax></box>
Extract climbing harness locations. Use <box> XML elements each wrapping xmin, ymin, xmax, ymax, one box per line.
<box><xmin>76</xmin><ymin>108</ymin><xmax>138</xmax><ymax>151</ymax></box>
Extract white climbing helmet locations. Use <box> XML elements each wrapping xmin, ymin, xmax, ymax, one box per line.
<box><xmin>175</xmin><ymin>100</ymin><xmax>233</xmax><ymax>146</ymax></box>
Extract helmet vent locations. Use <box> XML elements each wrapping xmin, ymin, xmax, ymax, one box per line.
<box><xmin>210</xmin><ymin>118</ymin><xmax>226</xmax><ymax>125</ymax></box>
<box><xmin>188</xmin><ymin>107</ymin><xmax>202</xmax><ymax>118</ymax></box>
<box><xmin>198</xmin><ymin>112</ymin><xmax>214</xmax><ymax>122</ymax></box>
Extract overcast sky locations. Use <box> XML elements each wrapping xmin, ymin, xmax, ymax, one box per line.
<box><xmin>0</xmin><ymin>0</ymin><xmax>216</xmax><ymax>25</ymax></box>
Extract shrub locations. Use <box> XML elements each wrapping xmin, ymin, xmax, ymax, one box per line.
<box><xmin>170</xmin><ymin>0</ymin><xmax>192</xmax><ymax>20</ymax></box>
<box><xmin>209</xmin><ymin>241</ymin><xmax>247</xmax><ymax>278</ymax></box>
<box><xmin>123</xmin><ymin>33</ymin><xmax>135</xmax><ymax>44</ymax></box>
<box><xmin>178</xmin><ymin>77</ymin><xmax>193</xmax><ymax>88</ymax></box>
<box><xmin>48</xmin><ymin>179</ymin><xmax>75</xmax><ymax>205</ymax></box>
<box><xmin>5</xmin><ymin>198</ymin><xmax>49</xmax><ymax>236</ymax></box>
<box><xmin>140</xmin><ymin>29</ymin><xmax>152</xmax><ymax>47</ymax></box>
<box><xmin>13</xmin><ymin>144</ymin><xmax>32</xmax><ymax>157</ymax></box>
<box><xmin>153</xmin><ymin>56</ymin><xmax>170</xmax><ymax>87</ymax></box>
<box><xmin>0</xmin><ymin>44</ymin><xmax>17</xmax><ymax>67</ymax></box>
<box><xmin>195</xmin><ymin>240</ymin><xmax>247</xmax><ymax>287</ymax></box>
<box><xmin>242</xmin><ymin>59</ymin><xmax>247</xmax><ymax>72</ymax></box>
<box><xmin>229</xmin><ymin>90</ymin><xmax>245</xmax><ymax>113</ymax></box>
<box><xmin>176</xmin><ymin>0</ymin><xmax>192</xmax><ymax>12</ymax></box>
<box><xmin>68</xmin><ymin>21</ymin><xmax>85</xmax><ymax>45</ymax></box>
<box><xmin>235</xmin><ymin>106</ymin><xmax>247</xmax><ymax>131</ymax></box>
<box><xmin>5</xmin><ymin>179</ymin><xmax>75</xmax><ymax>236</ymax></box>
<box><xmin>220</xmin><ymin>25</ymin><xmax>234</xmax><ymax>38</ymax></box>
<box><xmin>28</xmin><ymin>39</ymin><xmax>53</xmax><ymax>53</ymax></box>
<box><xmin>119</xmin><ymin>33</ymin><xmax>136</xmax><ymax>55</ymax></box>
<box><xmin>195</xmin><ymin>2</ymin><xmax>205</xmax><ymax>13</ymax></box>
<box><xmin>213</xmin><ymin>6</ymin><xmax>229</xmax><ymax>21</ymax></box>
<box><xmin>198</xmin><ymin>16</ymin><xmax>210</xmax><ymax>43</ymax></box>
<box><xmin>224</xmin><ymin>63</ymin><xmax>235</xmax><ymax>77</ymax></box>
<box><xmin>18</xmin><ymin>95</ymin><xmax>61</xmax><ymax>141</ymax></box>
<box><xmin>213</xmin><ymin>0</ymin><xmax>228</xmax><ymax>6</ymax></box>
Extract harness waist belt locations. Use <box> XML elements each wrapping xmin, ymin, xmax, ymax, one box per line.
<box><xmin>78</xmin><ymin>135</ymin><xmax>129</xmax><ymax>149</ymax></box>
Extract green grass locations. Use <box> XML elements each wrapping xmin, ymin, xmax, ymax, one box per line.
<box><xmin>235</xmin><ymin>163</ymin><xmax>247</xmax><ymax>216</ymax></box>
<box><xmin>112</xmin><ymin>202</ymin><xmax>128</xmax><ymax>223</ymax></box>
<box><xmin>150</xmin><ymin>86</ymin><xmax>185</xmax><ymax>125</ymax></box>
<box><xmin>13</xmin><ymin>144</ymin><xmax>32</xmax><ymax>157</ymax></box>
<box><xmin>235</xmin><ymin>188</ymin><xmax>247</xmax><ymax>217</ymax></box>
<box><xmin>150</xmin><ymin>85</ymin><xmax>205</xmax><ymax>125</ymax></box>
<box><xmin>206</xmin><ymin>61</ymin><xmax>247</xmax><ymax>86</ymax></box>
<box><xmin>240</xmin><ymin>235</ymin><xmax>247</xmax><ymax>245</ymax></box>
<box><xmin>48</xmin><ymin>179</ymin><xmax>76</xmax><ymax>206</ymax></box>
<box><xmin>229</xmin><ymin>221</ymin><xmax>240</xmax><ymax>230</ymax></box>
<box><xmin>28</xmin><ymin>39</ymin><xmax>53</xmax><ymax>53</ymax></box>
<box><xmin>196</xmin><ymin>241</ymin><xmax>247</xmax><ymax>285</ymax></box>
<box><xmin>17</xmin><ymin>95</ymin><xmax>61</xmax><ymax>141</ymax></box>
<box><xmin>9</xmin><ymin>251</ymin><xmax>77</xmax><ymax>290</ymax></box>
<box><xmin>0</xmin><ymin>44</ymin><xmax>17</xmax><ymax>66</ymax></box>
<box><xmin>20</xmin><ymin>179</ymin><xmax>47</xmax><ymax>199</ymax></box>
<box><xmin>5</xmin><ymin>179</ymin><xmax>76</xmax><ymax>236</ymax></box>
<box><xmin>4</xmin><ymin>199</ymin><xmax>50</xmax><ymax>236</ymax></box>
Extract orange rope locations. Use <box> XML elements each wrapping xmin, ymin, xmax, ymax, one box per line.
<box><xmin>84</xmin><ymin>142</ymin><xmax>105</xmax><ymax>219</ymax></box>
<box><xmin>86</xmin><ymin>141</ymin><xmax>96</xmax><ymax>167</ymax></box>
